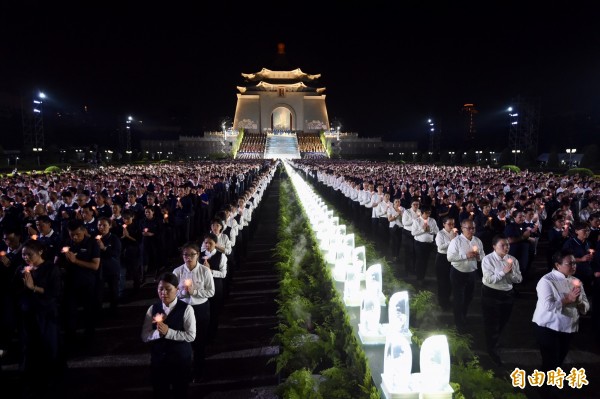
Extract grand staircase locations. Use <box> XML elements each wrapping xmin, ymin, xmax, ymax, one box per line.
<box><xmin>264</xmin><ymin>135</ymin><xmax>300</xmax><ymax>159</ymax></box>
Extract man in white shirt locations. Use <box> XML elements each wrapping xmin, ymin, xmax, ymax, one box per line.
<box><xmin>447</xmin><ymin>219</ymin><xmax>484</xmax><ymax>333</ymax></box>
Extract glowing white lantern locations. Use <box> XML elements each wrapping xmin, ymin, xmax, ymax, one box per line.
<box><xmin>352</xmin><ymin>245</ymin><xmax>366</xmax><ymax>278</ymax></box>
<box><xmin>343</xmin><ymin>262</ymin><xmax>363</xmax><ymax>306</ymax></box>
<box><xmin>419</xmin><ymin>335</ymin><xmax>453</xmax><ymax>398</ymax></box>
<box><xmin>365</xmin><ymin>263</ymin><xmax>385</xmax><ymax>305</ymax></box>
<box><xmin>358</xmin><ymin>292</ymin><xmax>386</xmax><ymax>345</ymax></box>
<box><xmin>387</xmin><ymin>291</ymin><xmax>411</xmax><ymax>339</ymax></box>
<box><xmin>381</xmin><ymin>335</ymin><xmax>417</xmax><ymax>398</ymax></box>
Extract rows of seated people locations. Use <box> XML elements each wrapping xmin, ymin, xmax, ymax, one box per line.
<box><xmin>237</xmin><ymin>132</ymin><xmax>266</xmax><ymax>155</ymax></box>
<box><xmin>297</xmin><ymin>133</ymin><xmax>326</xmax><ymax>155</ymax></box>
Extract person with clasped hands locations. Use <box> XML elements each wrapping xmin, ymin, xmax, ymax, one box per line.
<box><xmin>532</xmin><ymin>250</ymin><xmax>589</xmax><ymax>372</ymax></box>
<box><xmin>141</xmin><ymin>272</ymin><xmax>196</xmax><ymax>398</ymax></box>
<box><xmin>447</xmin><ymin>219</ymin><xmax>484</xmax><ymax>334</ymax></box>
<box><xmin>172</xmin><ymin>242</ymin><xmax>215</xmax><ymax>382</ymax></box>
<box><xmin>480</xmin><ymin>235</ymin><xmax>522</xmax><ymax>365</ymax></box>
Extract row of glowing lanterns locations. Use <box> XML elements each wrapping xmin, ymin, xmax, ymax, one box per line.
<box><xmin>285</xmin><ymin>162</ymin><xmax>452</xmax><ymax>399</ymax></box>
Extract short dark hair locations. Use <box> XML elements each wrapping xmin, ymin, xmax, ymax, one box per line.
<box><xmin>204</xmin><ymin>232</ymin><xmax>218</xmax><ymax>243</ymax></box>
<box><xmin>36</xmin><ymin>215</ymin><xmax>52</xmax><ymax>225</ymax></box>
<box><xmin>491</xmin><ymin>234</ymin><xmax>508</xmax><ymax>246</ymax></box>
<box><xmin>157</xmin><ymin>272</ymin><xmax>179</xmax><ymax>287</ymax></box>
<box><xmin>552</xmin><ymin>249</ymin><xmax>574</xmax><ymax>266</ymax></box>
<box><xmin>67</xmin><ymin>219</ymin><xmax>85</xmax><ymax>231</ymax></box>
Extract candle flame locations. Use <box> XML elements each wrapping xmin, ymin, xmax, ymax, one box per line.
<box><xmin>572</xmin><ymin>279</ymin><xmax>581</xmax><ymax>288</ymax></box>
<box><xmin>506</xmin><ymin>258</ymin><xmax>513</xmax><ymax>265</ymax></box>
<box><xmin>184</xmin><ymin>279</ymin><xmax>192</xmax><ymax>287</ymax></box>
<box><xmin>24</xmin><ymin>265</ymin><xmax>33</xmax><ymax>273</ymax></box>
<box><xmin>95</xmin><ymin>235</ymin><xmax>102</xmax><ymax>240</ymax></box>
<box><xmin>472</xmin><ymin>246</ymin><xmax>479</xmax><ymax>252</ymax></box>
<box><xmin>153</xmin><ymin>313</ymin><xmax>164</xmax><ymax>323</ymax></box>
<box><xmin>31</xmin><ymin>234</ymin><xmax>38</xmax><ymax>240</ymax></box>
<box><xmin>0</xmin><ymin>251</ymin><xmax>6</xmax><ymax>257</ymax></box>
<box><xmin>61</xmin><ymin>246</ymin><xmax>70</xmax><ymax>253</ymax></box>
<box><xmin>144</xmin><ymin>228</ymin><xmax>148</xmax><ymax>233</ymax></box>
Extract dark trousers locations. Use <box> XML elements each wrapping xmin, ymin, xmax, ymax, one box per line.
<box><xmin>151</xmin><ymin>358</ymin><xmax>191</xmax><ymax>399</ymax></box>
<box><xmin>402</xmin><ymin>229</ymin><xmax>415</xmax><ymax>275</ymax></box>
<box><xmin>208</xmin><ymin>278</ymin><xmax>224</xmax><ymax>341</ymax></box>
<box><xmin>450</xmin><ymin>268</ymin><xmax>476</xmax><ymax>332</ymax></box>
<box><xmin>191</xmin><ymin>301</ymin><xmax>210</xmax><ymax>376</ymax></box>
<box><xmin>414</xmin><ymin>240</ymin><xmax>434</xmax><ymax>281</ymax></box>
<box><xmin>534</xmin><ymin>323</ymin><xmax>572</xmax><ymax>371</ymax></box>
<box><xmin>64</xmin><ymin>278</ymin><xmax>100</xmax><ymax>346</ymax></box>
<box><xmin>481</xmin><ymin>285</ymin><xmax>514</xmax><ymax>353</ymax></box>
<box><xmin>103</xmin><ymin>270</ymin><xmax>121</xmax><ymax>311</ymax></box>
<box><xmin>390</xmin><ymin>226</ymin><xmax>403</xmax><ymax>260</ymax></box>
<box><xmin>435</xmin><ymin>253</ymin><xmax>452</xmax><ymax>308</ymax></box>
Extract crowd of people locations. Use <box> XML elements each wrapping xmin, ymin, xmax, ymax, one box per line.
<box><xmin>297</xmin><ymin>133</ymin><xmax>326</xmax><ymax>155</ymax></box>
<box><xmin>237</xmin><ymin>132</ymin><xmax>267</xmax><ymax>156</ymax></box>
<box><xmin>0</xmin><ymin>159</ymin><xmax>279</xmax><ymax>397</ymax></box>
<box><xmin>292</xmin><ymin>159</ymin><xmax>599</xmax><ymax>374</ymax></box>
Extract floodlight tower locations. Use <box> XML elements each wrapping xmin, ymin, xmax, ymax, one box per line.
<box><xmin>462</xmin><ymin>103</ymin><xmax>478</xmax><ymax>143</ymax></box>
<box><xmin>22</xmin><ymin>91</ymin><xmax>46</xmax><ymax>151</ymax></box>
<box><xmin>427</xmin><ymin>118</ymin><xmax>440</xmax><ymax>155</ymax></box>
<box><xmin>508</xmin><ymin>95</ymin><xmax>540</xmax><ymax>159</ymax></box>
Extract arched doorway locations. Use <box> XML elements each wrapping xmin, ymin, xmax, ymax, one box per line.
<box><xmin>271</xmin><ymin>106</ymin><xmax>293</xmax><ymax>131</ymax></box>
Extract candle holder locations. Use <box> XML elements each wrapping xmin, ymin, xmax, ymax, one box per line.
<box><xmin>383</xmin><ymin>291</ymin><xmax>412</xmax><ymax>341</ymax></box>
<box><xmin>365</xmin><ymin>263</ymin><xmax>386</xmax><ymax>305</ymax></box>
<box><xmin>343</xmin><ymin>261</ymin><xmax>363</xmax><ymax>307</ymax></box>
<box><xmin>418</xmin><ymin>335</ymin><xmax>453</xmax><ymax>398</ymax></box>
<box><xmin>380</xmin><ymin>334</ymin><xmax>418</xmax><ymax>398</ymax></box>
<box><xmin>352</xmin><ymin>245</ymin><xmax>366</xmax><ymax>280</ymax></box>
<box><xmin>358</xmin><ymin>292</ymin><xmax>386</xmax><ymax>345</ymax></box>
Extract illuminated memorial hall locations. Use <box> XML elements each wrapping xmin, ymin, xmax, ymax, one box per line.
<box><xmin>2</xmin><ymin>40</ymin><xmax>599</xmax><ymax>399</ymax></box>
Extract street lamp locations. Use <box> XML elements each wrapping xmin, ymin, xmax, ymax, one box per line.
<box><xmin>448</xmin><ymin>151</ymin><xmax>455</xmax><ymax>163</ymax></box>
<box><xmin>33</xmin><ymin>147</ymin><xmax>42</xmax><ymax>166</ymax></box>
<box><xmin>412</xmin><ymin>152</ymin><xmax>417</xmax><ymax>162</ymax></box>
<box><xmin>475</xmin><ymin>150</ymin><xmax>483</xmax><ymax>164</ymax></box>
<box><xmin>512</xmin><ymin>149</ymin><xmax>521</xmax><ymax>165</ymax></box>
<box><xmin>566</xmin><ymin>148</ymin><xmax>576</xmax><ymax>167</ymax></box>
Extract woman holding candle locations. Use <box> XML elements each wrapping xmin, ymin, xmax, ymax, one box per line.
<box><xmin>435</xmin><ymin>217</ymin><xmax>457</xmax><ymax>310</ymax></box>
<box><xmin>562</xmin><ymin>221</ymin><xmax>593</xmax><ymax>295</ymax></box>
<box><xmin>532</xmin><ymin>250</ymin><xmax>589</xmax><ymax>375</ymax></box>
<box><xmin>172</xmin><ymin>242</ymin><xmax>215</xmax><ymax>382</ymax></box>
<box><xmin>17</xmin><ymin>239</ymin><xmax>63</xmax><ymax>396</ymax></box>
<box><xmin>503</xmin><ymin>210</ymin><xmax>531</xmax><ymax>281</ymax></box>
<box><xmin>139</xmin><ymin>205</ymin><xmax>162</xmax><ymax>283</ymax></box>
<box><xmin>97</xmin><ymin>216</ymin><xmax>122</xmax><ymax>314</ymax></box>
<box><xmin>141</xmin><ymin>272</ymin><xmax>196</xmax><ymax>398</ymax></box>
<box><xmin>202</xmin><ymin>233</ymin><xmax>227</xmax><ymax>343</ymax></box>
<box><xmin>401</xmin><ymin>198</ymin><xmax>420</xmax><ymax>276</ymax></box>
<box><xmin>411</xmin><ymin>205</ymin><xmax>439</xmax><ymax>286</ymax></box>
<box><xmin>480</xmin><ymin>235</ymin><xmax>522</xmax><ymax>366</ymax></box>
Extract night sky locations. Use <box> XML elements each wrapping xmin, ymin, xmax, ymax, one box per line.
<box><xmin>1</xmin><ymin>2</ymin><xmax>599</xmax><ymax>152</ymax></box>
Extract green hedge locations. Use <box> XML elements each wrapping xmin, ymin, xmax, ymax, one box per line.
<box><xmin>44</xmin><ymin>165</ymin><xmax>62</xmax><ymax>173</ymax></box>
<box><xmin>500</xmin><ymin>165</ymin><xmax>521</xmax><ymax>173</ymax></box>
<box><xmin>566</xmin><ymin>167</ymin><xmax>594</xmax><ymax>177</ymax></box>
<box><xmin>298</xmin><ymin>168</ymin><xmax>527</xmax><ymax>399</ymax></box>
<box><xmin>273</xmin><ymin>178</ymin><xmax>379</xmax><ymax>399</ymax></box>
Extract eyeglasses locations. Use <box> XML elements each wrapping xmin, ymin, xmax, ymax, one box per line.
<box><xmin>560</xmin><ymin>262</ymin><xmax>577</xmax><ymax>267</ymax></box>
<box><xmin>182</xmin><ymin>252</ymin><xmax>198</xmax><ymax>258</ymax></box>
